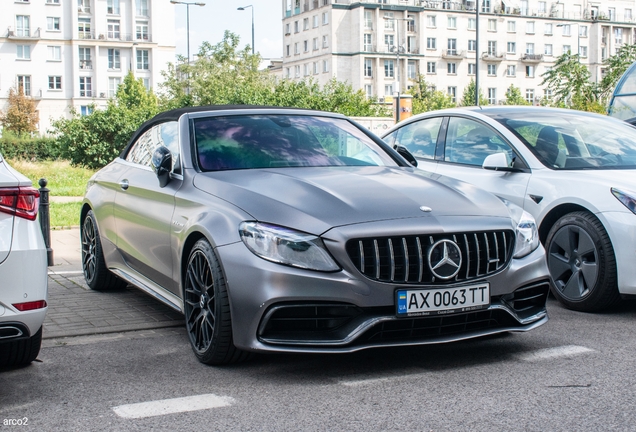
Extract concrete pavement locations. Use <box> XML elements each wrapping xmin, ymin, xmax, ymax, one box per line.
<box><xmin>45</xmin><ymin>228</ymin><xmax>183</xmax><ymax>339</ymax></box>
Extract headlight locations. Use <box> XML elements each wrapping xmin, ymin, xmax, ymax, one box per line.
<box><xmin>611</xmin><ymin>187</ymin><xmax>636</xmax><ymax>214</ymax></box>
<box><xmin>239</xmin><ymin>222</ymin><xmax>340</xmax><ymax>272</ymax></box>
<box><xmin>503</xmin><ymin>200</ymin><xmax>540</xmax><ymax>259</ymax></box>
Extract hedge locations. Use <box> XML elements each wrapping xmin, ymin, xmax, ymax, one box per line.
<box><xmin>0</xmin><ymin>134</ymin><xmax>59</xmax><ymax>160</ymax></box>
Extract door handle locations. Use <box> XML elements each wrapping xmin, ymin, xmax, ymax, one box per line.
<box><xmin>119</xmin><ymin>179</ymin><xmax>129</xmax><ymax>190</ymax></box>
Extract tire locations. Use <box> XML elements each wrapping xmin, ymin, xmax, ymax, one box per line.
<box><xmin>81</xmin><ymin>210</ymin><xmax>127</xmax><ymax>291</ymax></box>
<box><xmin>0</xmin><ymin>327</ymin><xmax>42</xmax><ymax>368</ymax></box>
<box><xmin>545</xmin><ymin>211</ymin><xmax>620</xmax><ymax>312</ymax></box>
<box><xmin>184</xmin><ymin>239</ymin><xmax>250</xmax><ymax>365</ymax></box>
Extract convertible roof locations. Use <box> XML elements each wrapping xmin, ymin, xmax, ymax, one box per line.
<box><xmin>122</xmin><ymin>105</ymin><xmax>316</xmax><ymax>158</ymax></box>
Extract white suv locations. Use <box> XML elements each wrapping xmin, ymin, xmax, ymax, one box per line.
<box><xmin>0</xmin><ymin>154</ymin><xmax>48</xmax><ymax>367</ymax></box>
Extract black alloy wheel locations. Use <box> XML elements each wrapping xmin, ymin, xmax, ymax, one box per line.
<box><xmin>184</xmin><ymin>239</ymin><xmax>249</xmax><ymax>365</ymax></box>
<box><xmin>81</xmin><ymin>210</ymin><xmax>125</xmax><ymax>291</ymax></box>
<box><xmin>546</xmin><ymin>211</ymin><xmax>620</xmax><ymax>312</ymax></box>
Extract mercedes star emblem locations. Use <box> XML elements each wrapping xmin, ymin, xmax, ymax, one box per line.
<box><xmin>428</xmin><ymin>239</ymin><xmax>462</xmax><ymax>280</ymax></box>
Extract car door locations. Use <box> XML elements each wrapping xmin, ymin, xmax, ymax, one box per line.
<box><xmin>113</xmin><ymin>121</ymin><xmax>182</xmax><ymax>294</ymax></box>
<box><xmin>435</xmin><ymin>116</ymin><xmax>531</xmax><ymax>209</ymax></box>
<box><xmin>383</xmin><ymin>116</ymin><xmax>444</xmax><ymax>173</ymax></box>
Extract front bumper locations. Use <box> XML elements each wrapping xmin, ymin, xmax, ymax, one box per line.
<box><xmin>217</xmin><ymin>238</ymin><xmax>549</xmax><ymax>353</ymax></box>
<box><xmin>600</xmin><ymin>211</ymin><xmax>636</xmax><ymax>296</ymax></box>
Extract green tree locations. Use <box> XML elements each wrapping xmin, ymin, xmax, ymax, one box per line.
<box><xmin>460</xmin><ymin>79</ymin><xmax>488</xmax><ymax>106</ymax></box>
<box><xmin>599</xmin><ymin>44</ymin><xmax>636</xmax><ymax>99</ymax></box>
<box><xmin>503</xmin><ymin>85</ymin><xmax>530</xmax><ymax>105</ymax></box>
<box><xmin>51</xmin><ymin>72</ymin><xmax>158</xmax><ymax>169</ymax></box>
<box><xmin>0</xmin><ymin>86</ymin><xmax>39</xmax><ymax>135</ymax></box>
<box><xmin>407</xmin><ymin>75</ymin><xmax>455</xmax><ymax>114</ymax></box>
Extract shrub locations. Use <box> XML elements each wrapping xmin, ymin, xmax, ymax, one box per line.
<box><xmin>0</xmin><ymin>132</ymin><xmax>59</xmax><ymax>160</ymax></box>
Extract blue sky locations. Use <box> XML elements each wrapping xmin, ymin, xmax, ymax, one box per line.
<box><xmin>173</xmin><ymin>0</ymin><xmax>283</xmax><ymax>60</ymax></box>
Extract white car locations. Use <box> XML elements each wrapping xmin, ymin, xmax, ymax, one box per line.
<box><xmin>0</xmin><ymin>154</ymin><xmax>48</xmax><ymax>367</ymax></box>
<box><xmin>383</xmin><ymin>106</ymin><xmax>636</xmax><ymax>312</ymax></box>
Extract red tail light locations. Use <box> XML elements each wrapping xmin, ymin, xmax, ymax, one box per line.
<box><xmin>0</xmin><ymin>186</ymin><xmax>40</xmax><ymax>221</ymax></box>
<box><xmin>13</xmin><ymin>300</ymin><xmax>47</xmax><ymax>311</ymax></box>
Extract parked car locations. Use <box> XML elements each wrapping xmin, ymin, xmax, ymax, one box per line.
<box><xmin>383</xmin><ymin>106</ymin><xmax>636</xmax><ymax>312</ymax></box>
<box><xmin>81</xmin><ymin>106</ymin><xmax>550</xmax><ymax>365</ymax></box>
<box><xmin>0</xmin><ymin>154</ymin><xmax>48</xmax><ymax>367</ymax></box>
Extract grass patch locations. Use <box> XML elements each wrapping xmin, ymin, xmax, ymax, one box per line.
<box><xmin>7</xmin><ymin>159</ymin><xmax>95</xmax><ymax>197</ymax></box>
<box><xmin>49</xmin><ymin>202</ymin><xmax>82</xmax><ymax>228</ymax></box>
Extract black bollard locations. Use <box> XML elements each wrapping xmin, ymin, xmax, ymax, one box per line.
<box><xmin>38</xmin><ymin>178</ymin><xmax>54</xmax><ymax>266</ymax></box>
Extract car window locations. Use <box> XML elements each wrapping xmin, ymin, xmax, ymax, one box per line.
<box><xmin>125</xmin><ymin>121</ymin><xmax>180</xmax><ymax>173</ymax></box>
<box><xmin>444</xmin><ymin>117</ymin><xmax>514</xmax><ymax>166</ymax></box>
<box><xmin>194</xmin><ymin>115</ymin><xmax>398</xmax><ymax>171</ymax></box>
<box><xmin>389</xmin><ymin>117</ymin><xmax>442</xmax><ymax>159</ymax></box>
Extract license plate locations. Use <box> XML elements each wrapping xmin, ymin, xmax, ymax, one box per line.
<box><xmin>396</xmin><ymin>283</ymin><xmax>490</xmax><ymax>317</ymax></box>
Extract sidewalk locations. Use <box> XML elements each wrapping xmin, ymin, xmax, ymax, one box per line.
<box><xmin>45</xmin><ymin>228</ymin><xmax>183</xmax><ymax>339</ymax></box>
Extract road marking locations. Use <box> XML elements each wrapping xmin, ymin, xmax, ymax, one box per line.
<box><xmin>112</xmin><ymin>394</ymin><xmax>235</xmax><ymax>419</ymax></box>
<box><xmin>340</xmin><ymin>376</ymin><xmax>393</xmax><ymax>387</ymax></box>
<box><xmin>515</xmin><ymin>345</ymin><xmax>594</xmax><ymax>362</ymax></box>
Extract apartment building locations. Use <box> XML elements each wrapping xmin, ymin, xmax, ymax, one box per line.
<box><xmin>282</xmin><ymin>0</ymin><xmax>636</xmax><ymax>105</ymax></box>
<box><xmin>0</xmin><ymin>0</ymin><xmax>175</xmax><ymax>134</ymax></box>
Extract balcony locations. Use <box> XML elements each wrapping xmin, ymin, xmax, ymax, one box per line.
<box><xmin>521</xmin><ymin>53</ymin><xmax>543</xmax><ymax>63</ymax></box>
<box><xmin>78</xmin><ymin>31</ymin><xmax>95</xmax><ymax>40</ymax></box>
<box><xmin>481</xmin><ymin>52</ymin><xmax>504</xmax><ymax>62</ymax></box>
<box><xmin>363</xmin><ymin>45</ymin><xmax>376</xmax><ymax>52</ymax></box>
<box><xmin>79</xmin><ymin>90</ymin><xmax>93</xmax><ymax>97</ymax></box>
<box><xmin>79</xmin><ymin>60</ymin><xmax>93</xmax><ymax>70</ymax></box>
<box><xmin>442</xmin><ymin>49</ymin><xmax>464</xmax><ymax>59</ymax></box>
<box><xmin>6</xmin><ymin>27</ymin><xmax>41</xmax><ymax>40</ymax></box>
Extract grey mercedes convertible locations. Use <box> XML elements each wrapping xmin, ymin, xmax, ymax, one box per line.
<box><xmin>81</xmin><ymin>106</ymin><xmax>550</xmax><ymax>365</ymax></box>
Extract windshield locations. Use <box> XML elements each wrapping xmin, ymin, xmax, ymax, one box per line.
<box><xmin>495</xmin><ymin>112</ymin><xmax>636</xmax><ymax>170</ymax></box>
<box><xmin>194</xmin><ymin>115</ymin><xmax>398</xmax><ymax>172</ymax></box>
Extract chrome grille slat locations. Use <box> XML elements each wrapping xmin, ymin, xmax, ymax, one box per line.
<box><xmin>346</xmin><ymin>230</ymin><xmax>514</xmax><ymax>285</ymax></box>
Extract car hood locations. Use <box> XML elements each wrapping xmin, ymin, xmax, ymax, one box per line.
<box><xmin>193</xmin><ymin>166</ymin><xmax>511</xmax><ymax>234</ymax></box>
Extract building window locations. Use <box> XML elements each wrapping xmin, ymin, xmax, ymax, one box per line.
<box><xmin>322</xmin><ymin>12</ymin><xmax>328</xmax><ymax>25</ymax></box>
<box><xmin>48</xmin><ymin>76</ymin><xmax>62</xmax><ymax>90</ymax></box>
<box><xmin>488</xmin><ymin>88</ymin><xmax>496</xmax><ymax>105</ymax></box>
<box><xmin>468</xmin><ymin>63</ymin><xmax>475</xmax><ymax>75</ymax></box>
<box><xmin>79</xmin><ymin>47</ymin><xmax>91</xmax><ymax>69</ymax></box>
<box><xmin>447</xmin><ymin>62</ymin><xmax>456</xmax><ymax>74</ymax></box>
<box><xmin>313</xmin><ymin>62</ymin><xmax>319</xmax><ymax>75</ymax></box>
<box><xmin>506</xmin><ymin>65</ymin><xmax>516</xmax><ymax>76</ymax></box>
<box><xmin>447</xmin><ymin>16</ymin><xmax>456</xmax><ymax>29</ymax></box>
<box><xmin>78</xmin><ymin>17</ymin><xmax>91</xmax><ymax>39</ymax></box>
<box><xmin>526</xmin><ymin>21</ymin><xmax>535</xmax><ymax>34</ymax></box>
<box><xmin>303</xmin><ymin>18</ymin><xmax>309</xmax><ymax>31</ymax></box>
<box><xmin>363</xmin><ymin>34</ymin><xmax>372</xmax><ymax>51</ymax></box>
<box><xmin>314</xmin><ymin>37</ymin><xmax>319</xmax><ymax>51</ymax></box>
<box><xmin>544</xmin><ymin>44</ymin><xmax>553</xmax><ymax>56</ymax></box>
<box><xmin>108</xmin><ymin>77</ymin><xmax>121</xmax><ymax>97</ymax></box>
<box><xmin>487</xmin><ymin>64</ymin><xmax>496</xmax><ymax>76</ymax></box>
<box><xmin>526</xmin><ymin>43</ymin><xmax>534</xmax><ymax>54</ymax></box>
<box><xmin>136</xmin><ymin>21</ymin><xmax>149</xmax><ymax>40</ymax></box>
<box><xmin>609</xmin><ymin>7</ymin><xmax>615</xmax><ymax>21</ymax></box>
<box><xmin>579</xmin><ymin>26</ymin><xmax>588</xmax><ymax>38</ymax></box>
<box><xmin>364</xmin><ymin>9</ymin><xmax>373</xmax><ymax>29</ymax></box>
<box><xmin>525</xmin><ymin>89</ymin><xmax>535</xmax><ymax>104</ymax></box>
<box><xmin>406</xmin><ymin>15</ymin><xmax>415</xmax><ymax>32</ymax></box>
<box><xmin>80</xmin><ymin>106</ymin><xmax>93</xmax><ymax>116</ymax></box>
<box><xmin>385</xmin><ymin>34</ymin><xmax>394</xmax><ymax>51</ymax></box>
<box><xmin>384</xmin><ymin>84</ymin><xmax>393</xmax><ymax>96</ymax></box>
<box><xmin>544</xmin><ymin>23</ymin><xmax>552</xmax><ymax>35</ymax></box>
<box><xmin>107</xmin><ymin>19</ymin><xmax>120</xmax><ymax>39</ymax></box>
<box><xmin>303</xmin><ymin>40</ymin><xmax>308</xmax><ymax>52</ymax></box>
<box><xmin>447</xmin><ymin>38</ymin><xmax>457</xmax><ymax>55</ymax></box>
<box><xmin>47</xmin><ymin>0</ymin><xmax>61</xmax><ymax>3</ymax></box>
<box><xmin>137</xmin><ymin>49</ymin><xmax>149</xmax><ymax>70</ymax></box>
<box><xmin>323</xmin><ymin>60</ymin><xmax>329</xmax><ymax>73</ymax></box>
<box><xmin>507</xmin><ymin>21</ymin><xmax>516</xmax><ymax>32</ymax></box>
<box><xmin>48</xmin><ymin>45</ymin><xmax>61</xmax><ymax>61</ymax></box>
<box><xmin>294</xmin><ymin>21</ymin><xmax>299</xmax><ymax>33</ymax></box>
<box><xmin>78</xmin><ymin>0</ymin><xmax>90</xmax><ymax>14</ymax></box>
<box><xmin>303</xmin><ymin>64</ymin><xmax>309</xmax><ymax>76</ymax></box>
<box><xmin>614</xmin><ymin>28</ymin><xmax>623</xmax><ymax>45</ymax></box>
<box><xmin>79</xmin><ymin>76</ymin><xmax>92</xmax><ymax>97</ymax></box>
<box><xmin>285</xmin><ymin>67</ymin><xmax>290</xmax><ymax>78</ymax></box>
<box><xmin>626</xmin><ymin>9</ymin><xmax>633</xmax><ymax>21</ymax></box>
<box><xmin>16</xmin><ymin>45</ymin><xmax>31</xmax><ymax>60</ymax></box>
<box><xmin>364</xmin><ymin>84</ymin><xmax>372</xmax><ymax>98</ymax></box>
<box><xmin>561</xmin><ymin>24</ymin><xmax>571</xmax><ymax>36</ymax></box>
<box><xmin>364</xmin><ymin>59</ymin><xmax>373</xmax><ymax>77</ymax></box>
<box><xmin>468</xmin><ymin>40</ymin><xmax>476</xmax><ymax>52</ymax></box>
<box><xmin>507</xmin><ymin>42</ymin><xmax>516</xmax><ymax>54</ymax></box>
<box><xmin>563</xmin><ymin>45</ymin><xmax>571</xmax><ymax>54</ymax></box>
<box><xmin>17</xmin><ymin>75</ymin><xmax>31</xmax><ymax>96</ymax></box>
<box><xmin>468</xmin><ymin>18</ymin><xmax>475</xmax><ymax>30</ymax></box>
<box><xmin>107</xmin><ymin>0</ymin><xmax>120</xmax><ymax>14</ymax></box>
<box><xmin>384</xmin><ymin>12</ymin><xmax>394</xmax><ymax>29</ymax></box>
<box><xmin>322</xmin><ymin>35</ymin><xmax>328</xmax><ymax>48</ymax></box>
<box><xmin>427</xmin><ymin>61</ymin><xmax>436</xmax><ymax>74</ymax></box>
<box><xmin>407</xmin><ymin>60</ymin><xmax>416</xmax><ymax>80</ymax></box>
<box><xmin>136</xmin><ymin>0</ymin><xmax>148</xmax><ymax>17</ymax></box>
<box><xmin>487</xmin><ymin>19</ymin><xmax>496</xmax><ymax>31</ymax></box>
<box><xmin>313</xmin><ymin>15</ymin><xmax>319</xmax><ymax>28</ymax></box>
<box><xmin>487</xmin><ymin>41</ymin><xmax>497</xmax><ymax>55</ymax></box>
<box><xmin>294</xmin><ymin>43</ymin><xmax>299</xmax><ymax>55</ymax></box>
<box><xmin>538</xmin><ymin>1</ymin><xmax>546</xmax><ymax>13</ymax></box>
<box><xmin>579</xmin><ymin>46</ymin><xmax>588</xmax><ymax>57</ymax></box>
<box><xmin>525</xmin><ymin>65</ymin><xmax>535</xmax><ymax>78</ymax></box>
<box><xmin>447</xmin><ymin>86</ymin><xmax>456</xmax><ymax>103</ymax></box>
<box><xmin>285</xmin><ymin>23</ymin><xmax>290</xmax><ymax>35</ymax></box>
<box><xmin>427</xmin><ymin>15</ymin><xmax>436</xmax><ymax>28</ymax></box>
<box><xmin>108</xmin><ymin>48</ymin><xmax>120</xmax><ymax>69</ymax></box>
<box><xmin>294</xmin><ymin>65</ymin><xmax>300</xmax><ymax>77</ymax></box>
<box><xmin>47</xmin><ymin>17</ymin><xmax>60</xmax><ymax>31</ymax></box>
<box><xmin>426</xmin><ymin>37</ymin><xmax>436</xmax><ymax>49</ymax></box>
<box><xmin>16</xmin><ymin>15</ymin><xmax>30</xmax><ymax>37</ymax></box>
<box><xmin>384</xmin><ymin>60</ymin><xmax>394</xmax><ymax>78</ymax></box>
<box><xmin>285</xmin><ymin>45</ymin><xmax>290</xmax><ymax>56</ymax></box>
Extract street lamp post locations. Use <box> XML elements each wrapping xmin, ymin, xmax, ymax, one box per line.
<box><xmin>475</xmin><ymin>0</ymin><xmax>480</xmax><ymax>106</ymax></box>
<box><xmin>170</xmin><ymin>1</ymin><xmax>206</xmax><ymax>62</ymax></box>
<box><xmin>238</xmin><ymin>5</ymin><xmax>255</xmax><ymax>55</ymax></box>
<box><xmin>384</xmin><ymin>16</ymin><xmax>407</xmax><ymax>122</ymax></box>
<box><xmin>557</xmin><ymin>23</ymin><xmax>580</xmax><ymax>56</ymax></box>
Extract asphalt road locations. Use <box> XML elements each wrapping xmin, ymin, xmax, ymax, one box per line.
<box><xmin>1</xmin><ymin>298</ymin><xmax>636</xmax><ymax>431</ymax></box>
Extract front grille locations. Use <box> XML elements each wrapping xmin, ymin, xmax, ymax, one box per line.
<box><xmin>346</xmin><ymin>231</ymin><xmax>514</xmax><ymax>284</ymax></box>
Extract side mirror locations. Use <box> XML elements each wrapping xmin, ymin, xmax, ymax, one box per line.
<box><xmin>151</xmin><ymin>146</ymin><xmax>173</xmax><ymax>188</ymax></box>
<box><xmin>394</xmin><ymin>145</ymin><xmax>418</xmax><ymax>167</ymax></box>
<box><xmin>483</xmin><ymin>152</ymin><xmax>515</xmax><ymax>172</ymax></box>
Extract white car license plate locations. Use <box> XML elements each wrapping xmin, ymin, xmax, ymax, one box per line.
<box><xmin>396</xmin><ymin>283</ymin><xmax>490</xmax><ymax>317</ymax></box>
